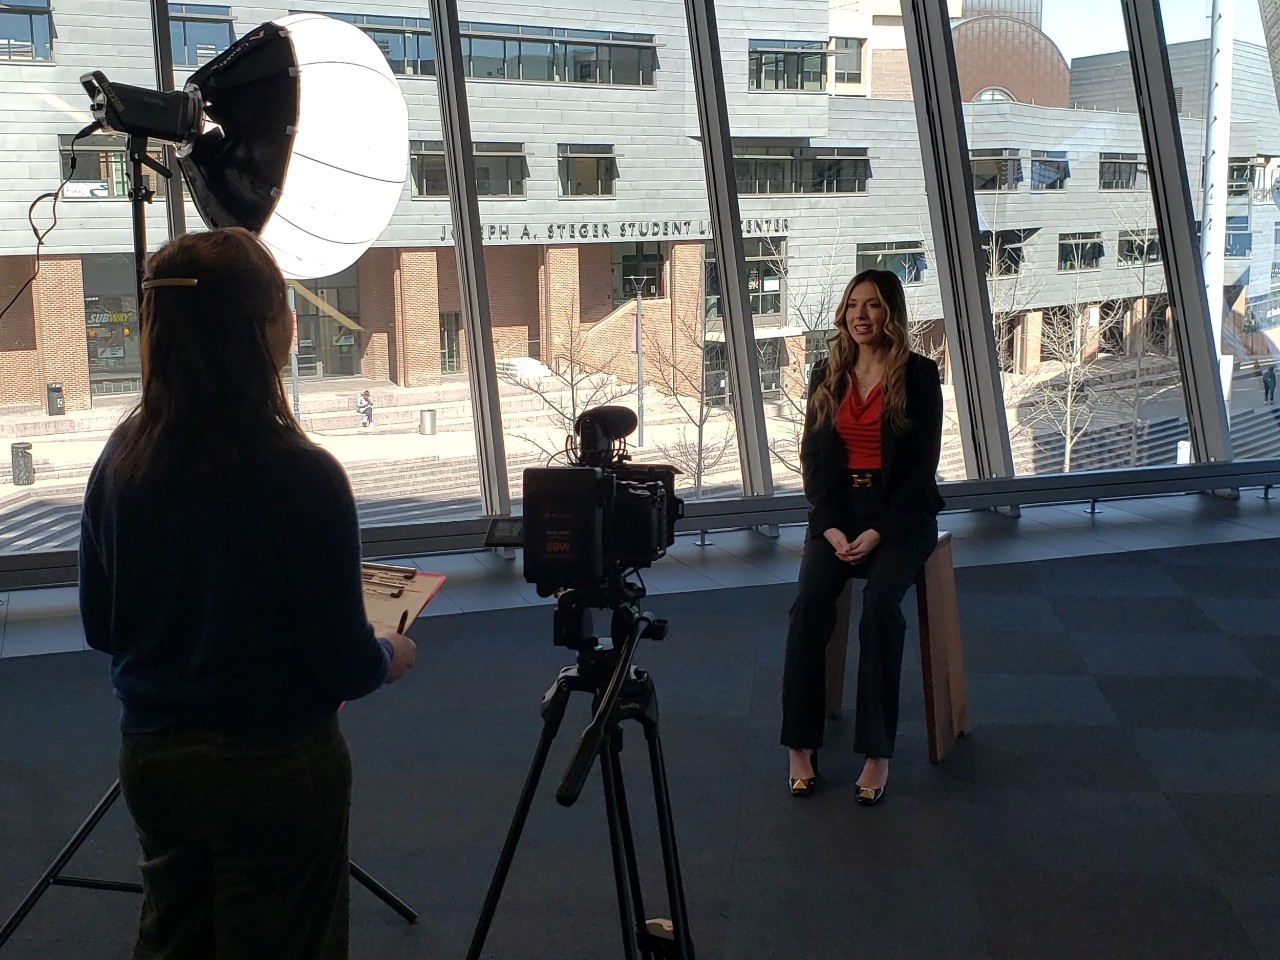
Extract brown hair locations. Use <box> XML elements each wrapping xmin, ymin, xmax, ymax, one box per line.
<box><xmin>109</xmin><ymin>227</ymin><xmax>305</xmax><ymax>484</ymax></box>
<box><xmin>809</xmin><ymin>269</ymin><xmax>912</xmax><ymax>432</ymax></box>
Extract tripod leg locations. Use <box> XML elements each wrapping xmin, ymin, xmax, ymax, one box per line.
<box><xmin>0</xmin><ymin>780</ymin><xmax>123</xmax><ymax>948</ymax></box>
<box><xmin>466</xmin><ymin>675</ymin><xmax>573</xmax><ymax>960</ymax></box>
<box><xmin>599</xmin><ymin>729</ymin><xmax>643</xmax><ymax>960</ymax></box>
<box><xmin>349</xmin><ymin>861</ymin><xmax>417</xmax><ymax>924</ymax></box>
<box><xmin>644</xmin><ymin>725</ymin><xmax>695</xmax><ymax>960</ymax></box>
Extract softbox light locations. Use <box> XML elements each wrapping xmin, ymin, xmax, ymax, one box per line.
<box><xmin>82</xmin><ymin>14</ymin><xmax>408</xmax><ymax>280</ymax></box>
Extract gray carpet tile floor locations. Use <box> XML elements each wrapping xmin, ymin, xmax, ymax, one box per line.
<box><xmin>2</xmin><ymin>536</ymin><xmax>1279</xmax><ymax>959</ymax></box>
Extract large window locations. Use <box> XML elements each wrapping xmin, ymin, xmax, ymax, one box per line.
<box><xmin>0</xmin><ymin>0</ymin><xmax>51</xmax><ymax>61</ymax></box>
<box><xmin>971</xmin><ymin>149</ymin><xmax>1023</xmax><ymax>192</ymax></box>
<box><xmin>734</xmin><ymin>142</ymin><xmax>871</xmax><ymax>195</ymax></box>
<box><xmin>1058</xmin><ymin>232</ymin><xmax>1104</xmax><ymax>271</ymax></box>
<box><xmin>1118</xmin><ymin>230</ymin><xmax>1161</xmax><ymax>266</ymax></box>
<box><xmin>704</xmin><ymin>238</ymin><xmax>785</xmax><ymax>321</ymax></box>
<box><xmin>1224</xmin><ymin>215</ymin><xmax>1252</xmax><ymax>260</ymax></box>
<box><xmin>83</xmin><ymin>254</ymin><xmax>142</xmax><ymax>396</ymax></box>
<box><xmin>333</xmin><ymin>14</ymin><xmax>656</xmax><ymax>86</ymax></box>
<box><xmin>169</xmin><ymin>4</ymin><xmax>233</xmax><ymax>67</ymax></box>
<box><xmin>59</xmin><ymin>134</ymin><xmax>168</xmax><ymax>199</ymax></box>
<box><xmin>980</xmin><ymin>229</ymin><xmax>1035</xmax><ymax>278</ymax></box>
<box><xmin>410</xmin><ymin>141</ymin><xmax>526</xmax><ymax>198</ymax></box>
<box><xmin>440</xmin><ymin>312</ymin><xmax>461</xmax><ymax>374</ymax></box>
<box><xmin>558</xmin><ymin>144</ymin><xmax>616</xmax><ymax>197</ymax></box>
<box><xmin>1099</xmin><ymin>152</ymin><xmax>1147</xmax><ymax>191</ymax></box>
<box><xmin>830</xmin><ymin>37</ymin><xmax>863</xmax><ymax>84</ymax></box>
<box><xmin>748</xmin><ymin>39</ymin><xmax>827</xmax><ymax>92</ymax></box>
<box><xmin>1030</xmin><ymin>150</ymin><xmax>1070</xmax><ymax>191</ymax></box>
<box><xmin>613</xmin><ymin>242</ymin><xmax>666</xmax><ymax>305</ymax></box>
<box><xmin>856</xmin><ymin>240</ymin><xmax>928</xmax><ymax>285</ymax></box>
<box><xmin>293</xmin><ymin>268</ymin><xmax>362</xmax><ymax>379</ymax></box>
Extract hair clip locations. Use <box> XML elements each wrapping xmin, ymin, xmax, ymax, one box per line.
<box><xmin>141</xmin><ymin>277</ymin><xmax>199</xmax><ymax>290</ymax></box>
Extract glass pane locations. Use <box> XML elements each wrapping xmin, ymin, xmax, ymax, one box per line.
<box><xmin>1153</xmin><ymin>1</ymin><xmax>1279</xmax><ymax>458</ymax></box>
<box><xmin>518</xmin><ymin>40</ymin><xmax>553</xmax><ymax>81</ymax></box>
<box><xmin>959</xmin><ymin>3</ymin><xmax>1191</xmax><ymax>474</ymax></box>
<box><xmin>0</xmin><ymin>13</ymin><xmax>34</xmax><ymax>59</ymax></box>
<box><xmin>183</xmin><ymin>19</ymin><xmax>232</xmax><ymax>65</ymax></box>
<box><xmin>469</xmin><ymin>36</ymin><xmax>504</xmax><ymax>78</ymax></box>
<box><xmin>458</xmin><ymin>0</ymin><xmax>742</xmax><ymax>506</ymax></box>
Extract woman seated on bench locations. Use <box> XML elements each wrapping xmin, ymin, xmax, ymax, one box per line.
<box><xmin>782</xmin><ymin>268</ymin><xmax>944</xmax><ymax>806</ymax></box>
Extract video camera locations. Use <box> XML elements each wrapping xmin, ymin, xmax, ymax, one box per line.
<box><xmin>487</xmin><ymin>405</ymin><xmax>683</xmax><ymax>607</ymax></box>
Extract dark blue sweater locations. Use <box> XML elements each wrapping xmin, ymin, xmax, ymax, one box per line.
<box><xmin>79</xmin><ymin>428</ymin><xmax>391</xmax><ymax>738</ymax></box>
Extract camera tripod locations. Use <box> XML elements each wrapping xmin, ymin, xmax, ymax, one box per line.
<box><xmin>0</xmin><ymin>775</ymin><xmax>417</xmax><ymax>950</ymax></box>
<box><xmin>466</xmin><ymin>588</ymin><xmax>694</xmax><ymax>960</ymax></box>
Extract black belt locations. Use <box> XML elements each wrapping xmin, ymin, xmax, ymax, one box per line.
<box><xmin>848</xmin><ymin>469</ymin><xmax>882</xmax><ymax>488</ymax></box>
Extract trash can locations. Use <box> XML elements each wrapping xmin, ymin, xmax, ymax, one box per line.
<box><xmin>418</xmin><ymin>409</ymin><xmax>437</xmax><ymax>435</ymax></box>
<box><xmin>46</xmin><ymin>382</ymin><xmax>65</xmax><ymax>416</ymax></box>
<box><xmin>11</xmin><ymin>442</ymin><xmax>34</xmax><ymax>486</ymax></box>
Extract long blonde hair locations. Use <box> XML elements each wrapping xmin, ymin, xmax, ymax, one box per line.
<box><xmin>809</xmin><ymin>269</ymin><xmax>912</xmax><ymax>431</ymax></box>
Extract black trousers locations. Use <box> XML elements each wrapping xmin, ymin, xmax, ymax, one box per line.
<box><xmin>118</xmin><ymin>715</ymin><xmax>352</xmax><ymax>960</ymax></box>
<box><xmin>781</xmin><ymin>488</ymin><xmax>937</xmax><ymax>758</ymax></box>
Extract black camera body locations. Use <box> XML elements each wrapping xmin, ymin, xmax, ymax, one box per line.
<box><xmin>523</xmin><ymin>461</ymin><xmax>680</xmax><ymax>600</ymax></box>
<box><xmin>507</xmin><ymin>405</ymin><xmax>683</xmax><ymax>604</ymax></box>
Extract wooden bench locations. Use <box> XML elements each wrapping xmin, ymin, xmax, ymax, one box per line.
<box><xmin>824</xmin><ymin>530</ymin><xmax>971</xmax><ymax>763</ymax></box>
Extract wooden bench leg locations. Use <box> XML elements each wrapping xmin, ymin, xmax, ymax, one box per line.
<box><xmin>916</xmin><ymin>534</ymin><xmax>971</xmax><ymax>764</ymax></box>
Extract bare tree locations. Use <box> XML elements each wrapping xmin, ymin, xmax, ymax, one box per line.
<box><xmin>643</xmin><ymin>311</ymin><xmax>735</xmax><ymax>499</ymax></box>
<box><xmin>497</xmin><ymin>321</ymin><xmax>633</xmax><ymax>459</ymax></box>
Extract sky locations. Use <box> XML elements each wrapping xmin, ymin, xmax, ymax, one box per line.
<box><xmin>1042</xmin><ymin>0</ymin><xmax>1267</xmax><ymax>62</ymax></box>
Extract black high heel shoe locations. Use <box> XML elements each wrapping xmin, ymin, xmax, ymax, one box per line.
<box><xmin>854</xmin><ymin>784</ymin><xmax>884</xmax><ymax>806</ymax></box>
<box><xmin>788</xmin><ymin>750</ymin><xmax>819</xmax><ymax>798</ymax></box>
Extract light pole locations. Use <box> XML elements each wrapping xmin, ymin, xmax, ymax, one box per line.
<box><xmin>287</xmin><ymin>284</ymin><xmax>301</xmax><ymax>420</ymax></box>
<box><xmin>626</xmin><ymin>274</ymin><xmax>647</xmax><ymax>446</ymax></box>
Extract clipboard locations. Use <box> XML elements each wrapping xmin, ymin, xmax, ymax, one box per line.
<box><xmin>361</xmin><ymin>561</ymin><xmax>446</xmax><ymax>633</ymax></box>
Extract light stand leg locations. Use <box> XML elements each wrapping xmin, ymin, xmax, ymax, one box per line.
<box><xmin>0</xmin><ymin>781</ymin><xmax>124</xmax><ymax>948</ymax></box>
<box><xmin>599</xmin><ymin>728</ymin><xmax>642</xmax><ymax>960</ymax></box>
<box><xmin>465</xmin><ymin>669</ymin><xmax>574</xmax><ymax>960</ymax></box>
<box><xmin>348</xmin><ymin>862</ymin><xmax>416</xmax><ymax>923</ymax></box>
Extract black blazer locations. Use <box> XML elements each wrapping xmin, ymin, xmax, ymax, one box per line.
<box><xmin>800</xmin><ymin>351</ymin><xmax>945</xmax><ymax>542</ymax></box>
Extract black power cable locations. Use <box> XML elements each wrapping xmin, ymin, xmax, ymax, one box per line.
<box><xmin>0</xmin><ymin>121</ymin><xmax>103</xmax><ymax>324</ymax></box>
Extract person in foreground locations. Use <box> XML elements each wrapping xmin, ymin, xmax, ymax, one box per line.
<box><xmin>781</xmin><ymin>268</ymin><xmax>944</xmax><ymax>806</ymax></box>
<box><xmin>78</xmin><ymin>227</ymin><xmax>417</xmax><ymax>960</ymax></box>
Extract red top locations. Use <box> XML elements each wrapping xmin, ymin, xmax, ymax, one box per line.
<box><xmin>835</xmin><ymin>380</ymin><xmax>883</xmax><ymax>470</ymax></box>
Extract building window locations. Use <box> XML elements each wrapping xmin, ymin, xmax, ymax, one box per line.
<box><xmin>830</xmin><ymin>37</ymin><xmax>862</xmax><ymax>84</ymax></box>
<box><xmin>1227</xmin><ymin>158</ymin><xmax>1253</xmax><ymax>198</ymax></box>
<box><xmin>83</xmin><ymin>254</ymin><xmax>142</xmax><ymax>395</ymax></box>
<box><xmin>474</xmin><ymin>143</ymin><xmax>526</xmax><ymax>197</ymax></box>
<box><xmin>1099</xmin><ymin>152</ymin><xmax>1147</xmax><ymax>190</ymax></box>
<box><xmin>169</xmin><ymin>4</ymin><xmax>234</xmax><ymax>67</ymax></box>
<box><xmin>973</xmin><ymin>87</ymin><xmax>1014</xmax><ymax>103</ymax></box>
<box><xmin>970</xmin><ymin>149</ymin><xmax>1023</xmax><ymax>192</ymax></box>
<box><xmin>59</xmin><ymin>134</ymin><xmax>168</xmax><ymax>199</ymax></box>
<box><xmin>330</xmin><ymin>14</ymin><xmax>656</xmax><ymax>85</ymax></box>
<box><xmin>703</xmin><ymin>237</ymin><xmax>786</xmax><ymax>320</ymax></box>
<box><xmin>733</xmin><ymin>142</ymin><xmax>871</xmax><ymax>195</ymax></box>
<box><xmin>1225</xmin><ymin>215</ymin><xmax>1252</xmax><ymax>259</ymax></box>
<box><xmin>294</xmin><ymin>267</ymin><xmax>361</xmax><ymax>378</ymax></box>
<box><xmin>1058</xmin><ymin>232</ymin><xmax>1104</xmax><ymax>271</ymax></box>
<box><xmin>757</xmin><ymin>339</ymin><xmax>783</xmax><ymax>400</ymax></box>
<box><xmin>980</xmin><ymin>229</ymin><xmax>1035</xmax><ymax>278</ymax></box>
<box><xmin>748</xmin><ymin>39</ymin><xmax>827</xmax><ymax>92</ymax></box>
<box><xmin>1118</xmin><ymin>230</ymin><xmax>1161</xmax><ymax>266</ymax></box>
<box><xmin>410</xmin><ymin>141</ymin><xmax>526</xmax><ymax>198</ymax></box>
<box><xmin>856</xmin><ymin>240</ymin><xmax>928</xmax><ymax>285</ymax></box>
<box><xmin>1030</xmin><ymin>150</ymin><xmax>1070</xmax><ymax>191</ymax></box>
<box><xmin>0</xmin><ymin>0</ymin><xmax>52</xmax><ymax>61</ymax></box>
<box><xmin>558</xmin><ymin>144</ymin><xmax>616</xmax><ymax>197</ymax></box>
<box><xmin>440</xmin><ymin>311</ymin><xmax>462</xmax><ymax>373</ymax></box>
<box><xmin>612</xmin><ymin>242</ymin><xmax>666</xmax><ymax>305</ymax></box>
<box><xmin>410</xmin><ymin>141</ymin><xmax>448</xmax><ymax>197</ymax></box>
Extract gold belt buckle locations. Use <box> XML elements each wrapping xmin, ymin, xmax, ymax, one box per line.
<box><xmin>852</xmin><ymin>473</ymin><xmax>873</xmax><ymax>488</ymax></box>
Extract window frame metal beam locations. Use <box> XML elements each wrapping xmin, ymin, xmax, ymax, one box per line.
<box><xmin>1119</xmin><ymin>0</ymin><xmax>1232</xmax><ymax>464</ymax></box>
<box><xmin>426</xmin><ymin>0</ymin><xmax>511</xmax><ymax>515</ymax></box>
<box><xmin>899</xmin><ymin>0</ymin><xmax>1015</xmax><ymax>482</ymax></box>
<box><xmin>684</xmin><ymin>0</ymin><xmax>773</xmax><ymax>497</ymax></box>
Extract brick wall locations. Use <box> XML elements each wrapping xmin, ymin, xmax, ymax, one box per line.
<box><xmin>870</xmin><ymin>49</ymin><xmax>914</xmax><ymax>100</ymax></box>
<box><xmin>358</xmin><ymin>248</ymin><xmax>396</xmax><ymax>381</ymax></box>
<box><xmin>34</xmin><ymin>256</ymin><xmax>90</xmax><ymax>412</ymax></box>
<box><xmin>540</xmin><ymin>245</ymin><xmax>581</xmax><ymax>371</ymax></box>
<box><xmin>0</xmin><ymin>255</ymin><xmax>42</xmax><ymax>407</ymax></box>
<box><xmin>487</xmin><ymin>245</ymin><xmax>540</xmax><ymax>355</ymax></box>
<box><xmin>398</xmin><ymin>248</ymin><xmax>443</xmax><ymax>387</ymax></box>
